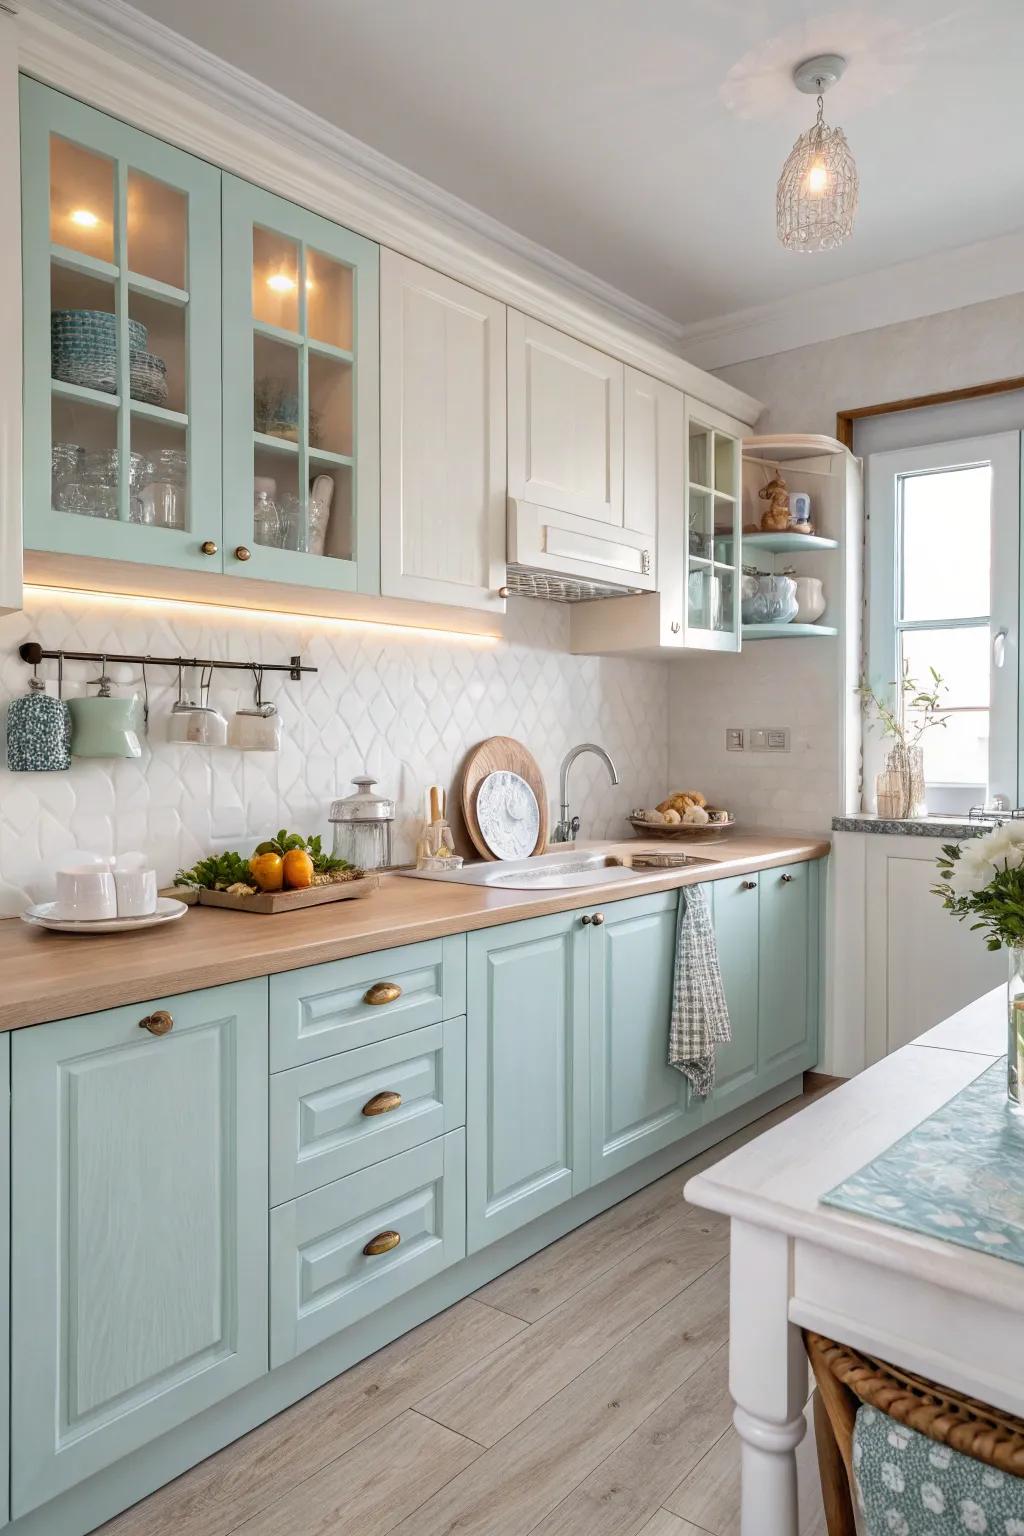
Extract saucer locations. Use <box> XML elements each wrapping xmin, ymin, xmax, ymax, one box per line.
<box><xmin>21</xmin><ymin>897</ymin><xmax>189</xmax><ymax>934</ymax></box>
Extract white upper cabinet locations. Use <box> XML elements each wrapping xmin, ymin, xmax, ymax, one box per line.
<box><xmin>506</xmin><ymin>313</ymin><xmax>656</xmax><ymax>594</ymax></box>
<box><xmin>380</xmin><ymin>251</ymin><xmax>507</xmax><ymax>613</ymax></box>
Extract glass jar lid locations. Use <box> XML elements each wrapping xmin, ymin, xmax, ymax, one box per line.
<box><xmin>329</xmin><ymin>773</ymin><xmax>395</xmax><ymax>823</ymax></box>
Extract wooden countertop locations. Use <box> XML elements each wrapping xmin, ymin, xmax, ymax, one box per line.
<box><xmin>0</xmin><ymin>831</ymin><xmax>830</xmax><ymax>1031</ymax></box>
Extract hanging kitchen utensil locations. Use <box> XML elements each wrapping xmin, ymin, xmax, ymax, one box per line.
<box><xmin>6</xmin><ymin>652</ymin><xmax>71</xmax><ymax>772</ymax></box>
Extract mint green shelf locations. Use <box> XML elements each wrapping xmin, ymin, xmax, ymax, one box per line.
<box><xmin>741</xmin><ymin>532</ymin><xmax>839</xmax><ymax>553</ymax></box>
<box><xmin>743</xmin><ymin>623</ymin><xmax>838</xmax><ymax>640</ymax></box>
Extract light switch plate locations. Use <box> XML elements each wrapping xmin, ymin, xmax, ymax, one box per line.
<box><xmin>726</xmin><ymin>728</ymin><xmax>744</xmax><ymax>751</ymax></box>
<box><xmin>750</xmin><ymin>728</ymin><xmax>790</xmax><ymax>752</ymax></box>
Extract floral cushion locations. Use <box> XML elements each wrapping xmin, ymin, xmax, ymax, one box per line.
<box><xmin>853</xmin><ymin>1405</ymin><xmax>1024</xmax><ymax>1534</ymax></box>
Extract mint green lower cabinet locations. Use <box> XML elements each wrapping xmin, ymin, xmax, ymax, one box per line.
<box><xmin>707</xmin><ymin>873</ymin><xmax>761</xmax><ymax>1116</ymax></box>
<box><xmin>10</xmin><ymin>980</ymin><xmax>269</xmax><ymax>1518</ymax></box>
<box><xmin>758</xmin><ymin>860</ymin><xmax>820</xmax><ymax>1075</ymax></box>
<box><xmin>270</xmin><ymin>1130</ymin><xmax>466</xmax><ymax>1366</ymax></box>
<box><xmin>270</xmin><ymin>1016</ymin><xmax>466</xmax><ymax>1202</ymax></box>
<box><xmin>0</xmin><ymin>1037</ymin><xmax>9</xmax><ymax>1531</ymax></box>
<box><xmin>589</xmin><ymin>890</ymin><xmax>700</xmax><ymax>1182</ymax></box>
<box><xmin>466</xmin><ymin>910</ymin><xmax>590</xmax><ymax>1252</ymax></box>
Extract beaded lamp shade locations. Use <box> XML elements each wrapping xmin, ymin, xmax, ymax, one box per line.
<box><xmin>777</xmin><ymin>93</ymin><xmax>859</xmax><ymax>252</ymax></box>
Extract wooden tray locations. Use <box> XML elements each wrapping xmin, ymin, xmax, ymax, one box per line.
<box><xmin>194</xmin><ymin>875</ymin><xmax>380</xmax><ymax>914</ymax></box>
<box><xmin>627</xmin><ymin>815</ymin><xmax>735</xmax><ymax>840</ymax></box>
<box><xmin>460</xmin><ymin>736</ymin><xmax>549</xmax><ymax>861</ymax></box>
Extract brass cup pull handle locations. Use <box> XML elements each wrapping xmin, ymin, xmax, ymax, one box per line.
<box><xmin>139</xmin><ymin>1010</ymin><xmax>174</xmax><ymax>1036</ymax></box>
<box><xmin>363</xmin><ymin>1230</ymin><xmax>401</xmax><ymax>1257</ymax></box>
<box><xmin>364</xmin><ymin>981</ymin><xmax>402</xmax><ymax>1006</ymax></box>
<box><xmin>741</xmin><ymin>880</ymin><xmax>756</xmax><ymax>891</ymax></box>
<box><xmin>200</xmin><ymin>539</ymin><xmax>218</xmax><ymax>556</ymax></box>
<box><xmin>362</xmin><ymin>1090</ymin><xmax>402</xmax><ymax>1117</ymax></box>
<box><xmin>235</xmin><ymin>545</ymin><xmax>252</xmax><ymax>562</ymax></box>
<box><xmin>781</xmin><ymin>873</ymin><xmax>794</xmax><ymax>883</ymax></box>
<box><xmin>591</xmin><ymin>912</ymin><xmax>605</xmax><ymax>926</ymax></box>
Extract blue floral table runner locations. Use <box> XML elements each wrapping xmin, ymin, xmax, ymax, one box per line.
<box><xmin>823</xmin><ymin>1058</ymin><xmax>1024</xmax><ymax>1266</ymax></box>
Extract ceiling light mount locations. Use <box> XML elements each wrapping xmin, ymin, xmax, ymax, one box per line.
<box><xmin>792</xmin><ymin>54</ymin><xmax>847</xmax><ymax>95</ymax></box>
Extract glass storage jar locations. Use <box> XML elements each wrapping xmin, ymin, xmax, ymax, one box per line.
<box><xmin>329</xmin><ymin>775</ymin><xmax>395</xmax><ymax>871</ymax></box>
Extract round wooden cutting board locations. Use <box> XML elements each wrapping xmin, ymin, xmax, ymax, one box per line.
<box><xmin>460</xmin><ymin>737</ymin><xmax>549</xmax><ymax>860</ymax></box>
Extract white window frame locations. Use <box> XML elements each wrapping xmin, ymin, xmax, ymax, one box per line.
<box><xmin>865</xmin><ymin>431</ymin><xmax>1020</xmax><ymax>813</ymax></box>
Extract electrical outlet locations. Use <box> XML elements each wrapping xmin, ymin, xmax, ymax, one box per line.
<box><xmin>726</xmin><ymin>728</ymin><xmax>744</xmax><ymax>751</ymax></box>
<box><xmin>750</xmin><ymin>728</ymin><xmax>790</xmax><ymax>752</ymax></box>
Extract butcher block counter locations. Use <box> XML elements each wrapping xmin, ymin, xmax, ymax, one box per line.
<box><xmin>0</xmin><ymin>831</ymin><xmax>829</xmax><ymax>1030</ymax></box>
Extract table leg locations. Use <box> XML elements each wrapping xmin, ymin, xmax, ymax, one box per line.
<box><xmin>729</xmin><ymin>1219</ymin><xmax>808</xmax><ymax>1536</ymax></box>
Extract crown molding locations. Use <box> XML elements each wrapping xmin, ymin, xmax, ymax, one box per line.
<box><xmin>14</xmin><ymin>0</ymin><xmax>762</xmax><ymax>425</ymax></box>
<box><xmin>677</xmin><ymin>228</ymin><xmax>1024</xmax><ymax>372</ymax></box>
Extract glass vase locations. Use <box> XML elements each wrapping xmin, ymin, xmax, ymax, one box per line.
<box><xmin>1009</xmin><ymin>946</ymin><xmax>1024</xmax><ymax>1112</ymax></box>
<box><xmin>875</xmin><ymin>743</ymin><xmax>926</xmax><ymax>820</ymax></box>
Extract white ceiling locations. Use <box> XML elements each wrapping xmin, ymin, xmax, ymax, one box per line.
<box><xmin>121</xmin><ymin>0</ymin><xmax>1024</xmax><ymax>331</ymax></box>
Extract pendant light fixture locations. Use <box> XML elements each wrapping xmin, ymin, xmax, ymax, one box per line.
<box><xmin>776</xmin><ymin>54</ymin><xmax>858</xmax><ymax>252</ymax></box>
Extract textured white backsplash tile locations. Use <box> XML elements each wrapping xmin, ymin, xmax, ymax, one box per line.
<box><xmin>0</xmin><ymin>592</ymin><xmax>669</xmax><ymax>914</ymax></box>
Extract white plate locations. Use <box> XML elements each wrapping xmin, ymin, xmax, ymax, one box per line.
<box><xmin>20</xmin><ymin>896</ymin><xmax>190</xmax><ymax>934</ymax></box>
<box><xmin>476</xmin><ymin>771</ymin><xmax>541</xmax><ymax>861</ymax></box>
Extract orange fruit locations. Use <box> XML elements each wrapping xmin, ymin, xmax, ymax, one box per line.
<box><xmin>250</xmin><ymin>852</ymin><xmax>284</xmax><ymax>892</ymax></box>
<box><xmin>282</xmin><ymin>849</ymin><xmax>314</xmax><ymax>889</ymax></box>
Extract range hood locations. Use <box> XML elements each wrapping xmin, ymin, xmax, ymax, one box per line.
<box><xmin>505</xmin><ymin>498</ymin><xmax>654</xmax><ymax>602</ymax></box>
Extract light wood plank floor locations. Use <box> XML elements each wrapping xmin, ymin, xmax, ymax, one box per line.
<box><xmin>99</xmin><ymin>1092</ymin><xmax>832</xmax><ymax>1536</ymax></box>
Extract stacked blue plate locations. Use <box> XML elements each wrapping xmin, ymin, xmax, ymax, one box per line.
<box><xmin>51</xmin><ymin>309</ymin><xmax>169</xmax><ymax>407</ymax></box>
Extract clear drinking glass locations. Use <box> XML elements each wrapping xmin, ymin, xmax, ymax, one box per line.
<box><xmin>253</xmin><ymin>486</ymin><xmax>282</xmax><ymax>548</ymax></box>
<box><xmin>279</xmin><ymin>494</ymin><xmax>330</xmax><ymax>555</ymax></box>
<box><xmin>57</xmin><ymin>450</ymin><xmax>119</xmax><ymax>519</ymax></box>
<box><xmin>137</xmin><ymin>448</ymin><xmax>186</xmax><ymax>529</ymax></box>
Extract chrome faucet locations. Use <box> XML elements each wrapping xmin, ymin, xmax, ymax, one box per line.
<box><xmin>552</xmin><ymin>743</ymin><xmax>620</xmax><ymax>843</ymax></box>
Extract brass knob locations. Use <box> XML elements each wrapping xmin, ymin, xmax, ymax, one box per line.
<box><xmin>200</xmin><ymin>539</ymin><xmax>218</xmax><ymax>556</ymax></box>
<box><xmin>363</xmin><ymin>1230</ymin><xmax>401</xmax><ymax>1257</ymax></box>
<box><xmin>364</xmin><ymin>981</ymin><xmax>402</xmax><ymax>1007</ymax></box>
<box><xmin>592</xmin><ymin>912</ymin><xmax>605</xmax><ymax>926</ymax></box>
<box><xmin>362</xmin><ymin>1090</ymin><xmax>402</xmax><ymax>1117</ymax></box>
<box><xmin>742</xmin><ymin>880</ymin><xmax>756</xmax><ymax>891</ymax></box>
<box><xmin>498</xmin><ymin>585</ymin><xmax>510</xmax><ymax>598</ymax></box>
<box><xmin>234</xmin><ymin>545</ymin><xmax>252</xmax><ymax>562</ymax></box>
<box><xmin>781</xmin><ymin>873</ymin><xmax>794</xmax><ymax>884</ymax></box>
<box><xmin>580</xmin><ymin>914</ymin><xmax>593</xmax><ymax>926</ymax></box>
<box><xmin>139</xmin><ymin>1009</ymin><xmax>173</xmax><ymax>1036</ymax></box>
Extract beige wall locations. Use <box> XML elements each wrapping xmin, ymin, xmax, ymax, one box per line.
<box><xmin>714</xmin><ymin>291</ymin><xmax>1024</xmax><ymax>439</ymax></box>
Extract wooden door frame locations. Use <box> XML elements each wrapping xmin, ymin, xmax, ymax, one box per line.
<box><xmin>836</xmin><ymin>376</ymin><xmax>1024</xmax><ymax>449</ymax></box>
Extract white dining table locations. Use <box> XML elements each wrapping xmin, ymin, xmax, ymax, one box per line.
<box><xmin>685</xmin><ymin>984</ymin><xmax>1022</xmax><ymax>1536</ymax></box>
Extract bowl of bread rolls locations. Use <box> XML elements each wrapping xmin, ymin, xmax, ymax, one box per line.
<box><xmin>628</xmin><ymin>790</ymin><xmax>734</xmax><ymax>838</ymax></box>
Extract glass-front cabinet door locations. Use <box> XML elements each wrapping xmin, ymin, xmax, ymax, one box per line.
<box><xmin>683</xmin><ymin>399</ymin><xmax>742</xmax><ymax>651</ymax></box>
<box><xmin>20</xmin><ymin>79</ymin><xmax>222</xmax><ymax>570</ymax></box>
<box><xmin>221</xmin><ymin>176</ymin><xmax>379</xmax><ymax>592</ymax></box>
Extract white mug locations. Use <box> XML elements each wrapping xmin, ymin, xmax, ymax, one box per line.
<box><xmin>54</xmin><ymin>865</ymin><xmax>117</xmax><ymax>921</ymax></box>
<box><xmin>113</xmin><ymin>866</ymin><xmax>157</xmax><ymax>918</ymax></box>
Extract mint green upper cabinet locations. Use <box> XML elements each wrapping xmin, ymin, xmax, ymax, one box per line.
<box><xmin>10</xmin><ymin>980</ymin><xmax>269</xmax><ymax>1518</ymax></box>
<box><xmin>590</xmin><ymin>889</ymin><xmax>700</xmax><ymax>1181</ymax></box>
<box><xmin>221</xmin><ymin>174</ymin><xmax>379</xmax><ymax>592</ymax></box>
<box><xmin>708</xmin><ymin>873</ymin><xmax>761</xmax><ymax>1114</ymax></box>
<box><xmin>21</xmin><ymin>78</ymin><xmax>222</xmax><ymax>570</ymax></box>
<box><xmin>466</xmin><ymin>909</ymin><xmax>590</xmax><ymax>1252</ymax></box>
<box><xmin>758</xmin><ymin>859</ymin><xmax>820</xmax><ymax>1075</ymax></box>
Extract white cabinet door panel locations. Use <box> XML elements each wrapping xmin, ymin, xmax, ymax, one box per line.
<box><xmin>380</xmin><ymin>252</ymin><xmax>506</xmax><ymax>611</ymax></box>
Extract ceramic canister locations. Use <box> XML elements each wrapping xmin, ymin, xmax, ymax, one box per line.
<box><xmin>69</xmin><ymin>693</ymin><xmax>142</xmax><ymax>759</ymax></box>
<box><xmin>793</xmin><ymin>576</ymin><xmax>826</xmax><ymax>623</ymax></box>
<box><xmin>6</xmin><ymin>678</ymin><xmax>71</xmax><ymax>771</ymax></box>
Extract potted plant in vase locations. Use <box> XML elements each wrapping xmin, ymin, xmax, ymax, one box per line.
<box><xmin>934</xmin><ymin>824</ymin><xmax>1024</xmax><ymax>1111</ymax></box>
<box><xmin>857</xmin><ymin>664</ymin><xmax>947</xmax><ymax>820</ymax></box>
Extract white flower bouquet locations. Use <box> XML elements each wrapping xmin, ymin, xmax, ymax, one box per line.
<box><xmin>934</xmin><ymin>823</ymin><xmax>1024</xmax><ymax>950</ymax></box>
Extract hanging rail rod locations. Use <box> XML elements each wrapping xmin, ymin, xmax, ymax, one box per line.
<box><xmin>18</xmin><ymin>643</ymin><xmax>315</xmax><ymax>682</ymax></box>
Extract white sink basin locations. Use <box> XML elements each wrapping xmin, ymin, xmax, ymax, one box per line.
<box><xmin>400</xmin><ymin>849</ymin><xmax>713</xmax><ymax>890</ymax></box>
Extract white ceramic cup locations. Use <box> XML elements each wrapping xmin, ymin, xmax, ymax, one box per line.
<box><xmin>113</xmin><ymin>867</ymin><xmax>157</xmax><ymax>918</ymax></box>
<box><xmin>54</xmin><ymin>865</ymin><xmax>117</xmax><ymax>922</ymax></box>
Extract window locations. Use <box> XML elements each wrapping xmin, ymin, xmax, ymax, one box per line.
<box><xmin>866</xmin><ymin>432</ymin><xmax>1019</xmax><ymax>814</ymax></box>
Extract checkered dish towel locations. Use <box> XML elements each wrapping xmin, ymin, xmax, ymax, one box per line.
<box><xmin>669</xmin><ymin>883</ymin><xmax>731</xmax><ymax>1098</ymax></box>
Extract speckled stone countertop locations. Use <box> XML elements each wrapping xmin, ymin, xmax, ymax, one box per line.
<box><xmin>832</xmin><ymin>815</ymin><xmax>988</xmax><ymax>839</ymax></box>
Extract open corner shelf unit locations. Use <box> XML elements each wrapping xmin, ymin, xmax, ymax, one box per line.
<box><xmin>742</xmin><ymin>622</ymin><xmax>839</xmax><ymax>641</ymax></box>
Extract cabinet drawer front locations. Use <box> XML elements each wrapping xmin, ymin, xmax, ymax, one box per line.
<box><xmin>270</xmin><ymin>1017</ymin><xmax>466</xmax><ymax>1202</ymax></box>
<box><xmin>270</xmin><ymin>1130</ymin><xmax>466</xmax><ymax>1366</ymax></box>
<box><xmin>270</xmin><ymin>935</ymin><xmax>466</xmax><ymax>1070</ymax></box>
<box><xmin>11</xmin><ymin>980</ymin><xmax>269</xmax><ymax>1516</ymax></box>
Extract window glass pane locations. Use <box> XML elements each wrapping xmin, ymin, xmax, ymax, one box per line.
<box><xmin>901</xmin><ymin>625</ymin><xmax>990</xmax><ymax>787</ymax></box>
<box><xmin>50</xmin><ymin>136</ymin><xmax>115</xmax><ymax>264</ymax></box>
<box><xmin>900</xmin><ymin>464</ymin><xmax>991</xmax><ymax>622</ymax></box>
<box><xmin>252</xmin><ymin>228</ymin><xmax>300</xmax><ymax>331</ymax></box>
<box><xmin>920</xmin><ymin>711</ymin><xmax>989</xmax><ymax>788</ymax></box>
<box><xmin>306</xmin><ymin>249</ymin><xmax>352</xmax><ymax>350</ymax></box>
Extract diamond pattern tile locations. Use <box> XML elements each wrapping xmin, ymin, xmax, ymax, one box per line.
<box><xmin>0</xmin><ymin>592</ymin><xmax>669</xmax><ymax>913</ymax></box>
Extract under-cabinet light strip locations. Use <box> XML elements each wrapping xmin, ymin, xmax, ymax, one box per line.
<box><xmin>22</xmin><ymin>584</ymin><xmax>503</xmax><ymax>644</ymax></box>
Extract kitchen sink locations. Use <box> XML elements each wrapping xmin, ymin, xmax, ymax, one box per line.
<box><xmin>400</xmin><ymin>849</ymin><xmax>715</xmax><ymax>890</ymax></box>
